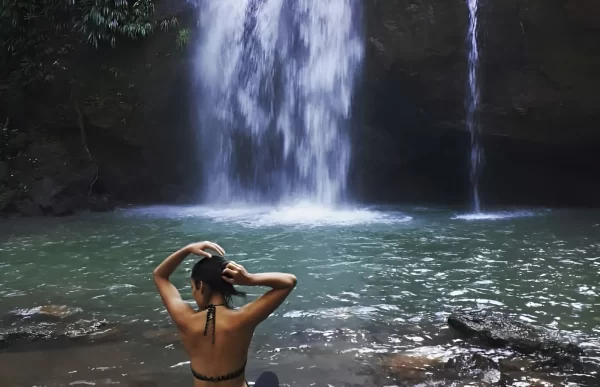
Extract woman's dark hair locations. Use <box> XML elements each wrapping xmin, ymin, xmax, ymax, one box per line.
<box><xmin>191</xmin><ymin>255</ymin><xmax>246</xmax><ymax>307</ymax></box>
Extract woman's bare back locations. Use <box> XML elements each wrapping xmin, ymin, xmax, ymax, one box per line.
<box><xmin>181</xmin><ymin>307</ymin><xmax>253</xmax><ymax>387</ymax></box>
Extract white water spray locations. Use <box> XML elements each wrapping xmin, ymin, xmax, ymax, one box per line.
<box><xmin>466</xmin><ymin>0</ymin><xmax>482</xmax><ymax>212</ymax></box>
<box><xmin>195</xmin><ymin>0</ymin><xmax>363</xmax><ymax>206</ymax></box>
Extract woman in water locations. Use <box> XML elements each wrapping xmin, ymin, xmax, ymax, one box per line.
<box><xmin>153</xmin><ymin>241</ymin><xmax>297</xmax><ymax>387</ymax></box>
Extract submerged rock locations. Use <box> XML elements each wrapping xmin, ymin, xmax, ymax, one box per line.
<box><xmin>444</xmin><ymin>353</ymin><xmax>503</xmax><ymax>384</ymax></box>
<box><xmin>0</xmin><ymin>317</ymin><xmax>121</xmax><ymax>352</ymax></box>
<box><xmin>142</xmin><ymin>328</ymin><xmax>179</xmax><ymax>345</ymax></box>
<box><xmin>2</xmin><ymin>305</ymin><xmax>84</xmax><ymax>327</ymax></box>
<box><xmin>381</xmin><ymin>350</ymin><xmax>509</xmax><ymax>386</ymax></box>
<box><xmin>447</xmin><ymin>310</ymin><xmax>583</xmax><ymax>360</ymax></box>
<box><xmin>12</xmin><ymin>305</ymin><xmax>83</xmax><ymax>320</ymax></box>
<box><xmin>381</xmin><ymin>352</ymin><xmax>443</xmax><ymax>384</ymax></box>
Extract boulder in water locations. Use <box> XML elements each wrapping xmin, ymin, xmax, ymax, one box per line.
<box><xmin>7</xmin><ymin>305</ymin><xmax>83</xmax><ymax>323</ymax></box>
<box><xmin>447</xmin><ymin>310</ymin><xmax>583</xmax><ymax>359</ymax></box>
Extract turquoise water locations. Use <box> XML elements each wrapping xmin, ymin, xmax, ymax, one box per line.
<box><xmin>1</xmin><ymin>205</ymin><xmax>599</xmax><ymax>386</ymax></box>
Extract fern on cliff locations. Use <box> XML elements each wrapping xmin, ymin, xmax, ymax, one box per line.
<box><xmin>76</xmin><ymin>0</ymin><xmax>156</xmax><ymax>47</ymax></box>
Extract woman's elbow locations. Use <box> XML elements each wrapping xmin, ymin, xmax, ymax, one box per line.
<box><xmin>289</xmin><ymin>274</ymin><xmax>297</xmax><ymax>288</ymax></box>
<box><xmin>152</xmin><ymin>268</ymin><xmax>166</xmax><ymax>280</ymax></box>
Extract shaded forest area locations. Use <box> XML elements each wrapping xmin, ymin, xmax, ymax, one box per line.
<box><xmin>0</xmin><ymin>0</ymin><xmax>196</xmax><ymax>216</ymax></box>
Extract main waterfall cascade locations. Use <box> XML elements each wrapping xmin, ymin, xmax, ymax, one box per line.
<box><xmin>466</xmin><ymin>0</ymin><xmax>483</xmax><ymax>212</ymax></box>
<box><xmin>195</xmin><ymin>0</ymin><xmax>363</xmax><ymax>206</ymax></box>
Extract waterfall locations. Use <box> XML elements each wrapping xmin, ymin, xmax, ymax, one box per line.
<box><xmin>194</xmin><ymin>0</ymin><xmax>363</xmax><ymax>206</ymax></box>
<box><xmin>466</xmin><ymin>0</ymin><xmax>482</xmax><ymax>212</ymax></box>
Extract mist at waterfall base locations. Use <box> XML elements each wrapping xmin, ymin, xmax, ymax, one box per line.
<box><xmin>194</xmin><ymin>0</ymin><xmax>362</xmax><ymax>208</ymax></box>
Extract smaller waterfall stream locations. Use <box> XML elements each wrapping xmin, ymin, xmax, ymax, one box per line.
<box><xmin>466</xmin><ymin>0</ymin><xmax>482</xmax><ymax>212</ymax></box>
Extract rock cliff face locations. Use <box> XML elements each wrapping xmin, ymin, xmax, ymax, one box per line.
<box><xmin>0</xmin><ymin>12</ymin><xmax>199</xmax><ymax>215</ymax></box>
<box><xmin>1</xmin><ymin>1</ymin><xmax>599</xmax><ymax>215</ymax></box>
<box><xmin>356</xmin><ymin>0</ymin><xmax>600</xmax><ymax>207</ymax></box>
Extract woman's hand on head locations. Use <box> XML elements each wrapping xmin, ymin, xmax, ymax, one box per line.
<box><xmin>186</xmin><ymin>241</ymin><xmax>226</xmax><ymax>258</ymax></box>
<box><xmin>222</xmin><ymin>262</ymin><xmax>254</xmax><ymax>286</ymax></box>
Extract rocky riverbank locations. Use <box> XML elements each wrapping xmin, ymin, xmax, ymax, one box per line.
<box><xmin>377</xmin><ymin>309</ymin><xmax>599</xmax><ymax>386</ymax></box>
<box><xmin>3</xmin><ymin>305</ymin><xmax>598</xmax><ymax>386</ymax></box>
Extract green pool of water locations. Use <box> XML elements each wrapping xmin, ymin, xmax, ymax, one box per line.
<box><xmin>1</xmin><ymin>205</ymin><xmax>599</xmax><ymax>385</ymax></box>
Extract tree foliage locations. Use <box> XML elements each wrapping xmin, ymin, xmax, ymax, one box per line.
<box><xmin>0</xmin><ymin>0</ymin><xmax>180</xmax><ymax>83</ymax></box>
<box><xmin>76</xmin><ymin>0</ymin><xmax>156</xmax><ymax>47</ymax></box>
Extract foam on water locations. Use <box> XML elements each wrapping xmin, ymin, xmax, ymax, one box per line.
<box><xmin>126</xmin><ymin>203</ymin><xmax>411</xmax><ymax>228</ymax></box>
<box><xmin>453</xmin><ymin>210</ymin><xmax>537</xmax><ymax>221</ymax></box>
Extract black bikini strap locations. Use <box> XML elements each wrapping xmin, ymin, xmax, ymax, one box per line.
<box><xmin>203</xmin><ymin>303</ymin><xmax>225</xmax><ymax>345</ymax></box>
<box><xmin>190</xmin><ymin>360</ymin><xmax>247</xmax><ymax>382</ymax></box>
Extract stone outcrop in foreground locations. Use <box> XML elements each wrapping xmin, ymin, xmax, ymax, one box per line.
<box><xmin>447</xmin><ymin>310</ymin><xmax>583</xmax><ymax>359</ymax></box>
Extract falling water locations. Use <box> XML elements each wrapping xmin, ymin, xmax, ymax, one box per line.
<box><xmin>194</xmin><ymin>0</ymin><xmax>363</xmax><ymax>206</ymax></box>
<box><xmin>466</xmin><ymin>0</ymin><xmax>482</xmax><ymax>212</ymax></box>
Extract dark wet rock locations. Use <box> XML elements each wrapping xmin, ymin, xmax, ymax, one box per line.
<box><xmin>0</xmin><ymin>161</ymin><xmax>8</xmax><ymax>182</ymax></box>
<box><xmin>31</xmin><ymin>177</ymin><xmax>64</xmax><ymax>207</ymax></box>
<box><xmin>448</xmin><ymin>310</ymin><xmax>583</xmax><ymax>360</ymax></box>
<box><xmin>16</xmin><ymin>200</ymin><xmax>43</xmax><ymax>216</ymax></box>
<box><xmin>6</xmin><ymin>132</ymin><xmax>28</xmax><ymax>155</ymax></box>
<box><xmin>499</xmin><ymin>356</ymin><xmax>536</xmax><ymax>373</ymax></box>
<box><xmin>87</xmin><ymin>194</ymin><xmax>116</xmax><ymax>212</ymax></box>
<box><xmin>50</xmin><ymin>197</ymin><xmax>77</xmax><ymax>216</ymax></box>
<box><xmin>356</xmin><ymin>0</ymin><xmax>600</xmax><ymax>208</ymax></box>
<box><xmin>355</xmin><ymin>364</ymin><xmax>376</xmax><ymax>377</ymax></box>
<box><xmin>0</xmin><ymin>187</ymin><xmax>16</xmax><ymax>212</ymax></box>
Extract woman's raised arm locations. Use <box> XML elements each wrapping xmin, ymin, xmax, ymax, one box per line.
<box><xmin>153</xmin><ymin>241</ymin><xmax>225</xmax><ymax>327</ymax></box>
<box><xmin>221</xmin><ymin>262</ymin><xmax>297</xmax><ymax>327</ymax></box>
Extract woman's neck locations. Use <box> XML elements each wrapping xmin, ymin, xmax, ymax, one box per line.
<box><xmin>206</xmin><ymin>293</ymin><xmax>227</xmax><ymax>307</ymax></box>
